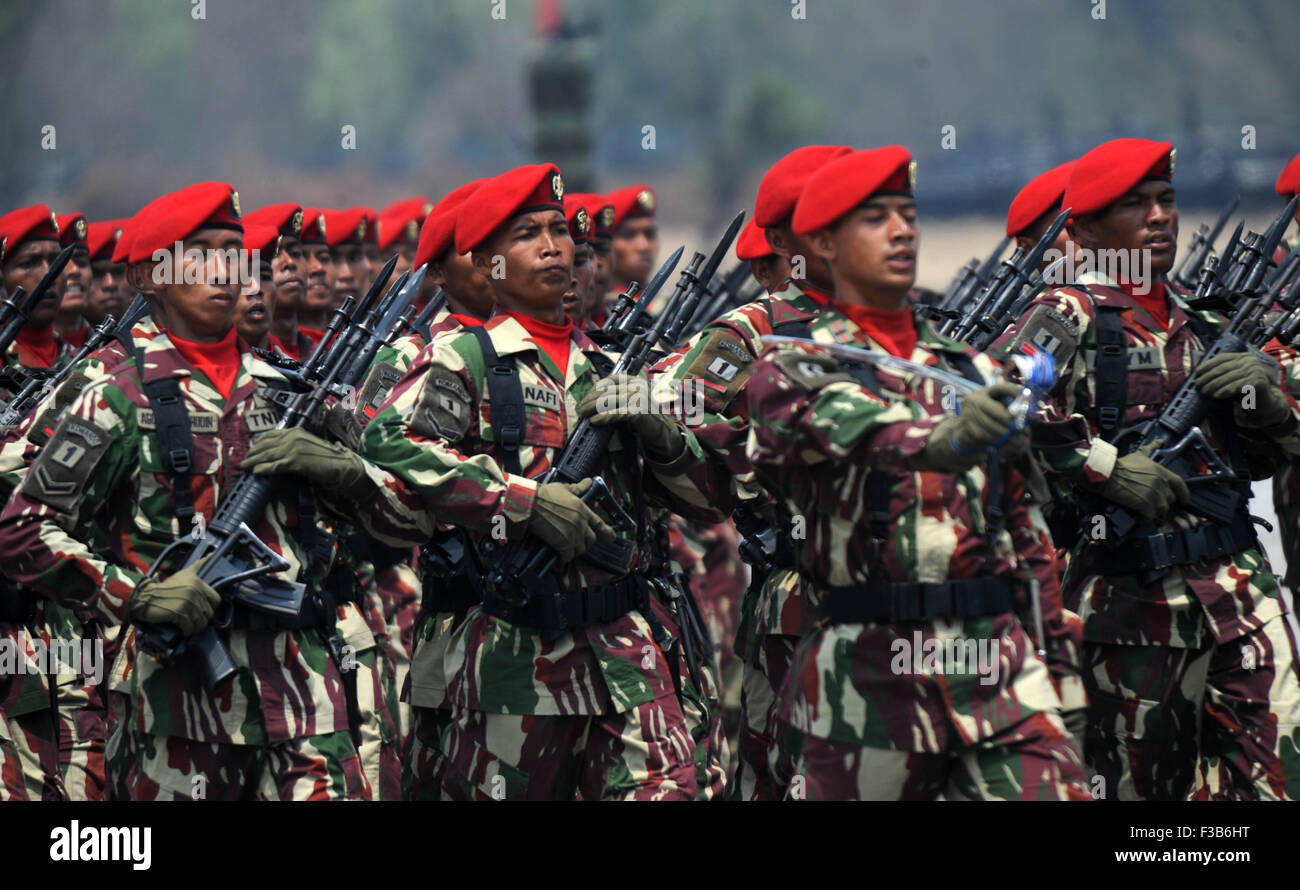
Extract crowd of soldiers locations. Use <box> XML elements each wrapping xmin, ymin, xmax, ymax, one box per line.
<box><xmin>1</xmin><ymin>139</ymin><xmax>1299</xmax><ymax>801</ymax></box>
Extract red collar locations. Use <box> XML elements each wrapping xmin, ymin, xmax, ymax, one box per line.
<box><xmin>834</xmin><ymin>301</ymin><xmax>918</xmax><ymax>358</ymax></box>
<box><xmin>502</xmin><ymin>309</ymin><xmax>574</xmax><ymax>377</ymax></box>
<box><xmin>1118</xmin><ymin>280</ymin><xmax>1169</xmax><ymax>331</ymax></box>
<box><xmin>167</xmin><ymin>326</ymin><xmax>242</xmax><ymax>399</ymax></box>
<box><xmin>14</xmin><ymin>325</ymin><xmax>59</xmax><ymax>369</ymax></box>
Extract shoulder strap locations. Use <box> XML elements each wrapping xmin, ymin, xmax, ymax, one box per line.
<box><xmin>467</xmin><ymin>325</ymin><xmax>524</xmax><ymax>477</ymax></box>
<box><xmin>1093</xmin><ymin>304</ymin><xmax>1128</xmax><ymax>442</ymax></box>
<box><xmin>948</xmin><ymin>353</ymin><xmax>985</xmax><ymax>386</ymax></box>
<box><xmin>772</xmin><ymin>319</ymin><xmax>813</xmax><ymax>340</ymax></box>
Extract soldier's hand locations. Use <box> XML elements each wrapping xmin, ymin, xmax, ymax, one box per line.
<box><xmin>127</xmin><ymin>557</ymin><xmax>221</xmax><ymax>636</ymax></box>
<box><xmin>1194</xmin><ymin>350</ymin><xmax>1290</xmax><ymax>428</ymax></box>
<box><xmin>578</xmin><ymin>374</ymin><xmax>685</xmax><ymax>462</ymax></box>
<box><xmin>1098</xmin><ymin>445</ymin><xmax>1189</xmax><ymax>520</ymax></box>
<box><xmin>529</xmin><ymin>479</ymin><xmax>616</xmax><ymax>565</ymax></box>
<box><xmin>915</xmin><ymin>382</ymin><xmax>1021</xmax><ymax>472</ymax></box>
<box><xmin>241</xmin><ymin>428</ymin><xmax>370</xmax><ymax>497</ymax></box>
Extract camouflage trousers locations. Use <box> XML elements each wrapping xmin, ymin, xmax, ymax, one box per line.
<box><xmin>402</xmin><ymin>705</ymin><xmax>454</xmax><ymax>800</ymax></box>
<box><xmin>108</xmin><ymin>718</ymin><xmax>370</xmax><ymax>800</ymax></box>
<box><xmin>351</xmin><ymin>646</ymin><xmax>403</xmax><ymax>801</ymax></box>
<box><xmin>433</xmin><ymin>698</ymin><xmax>698</xmax><ymax>801</ymax></box>
<box><xmin>0</xmin><ymin>708</ymin><xmax>65</xmax><ymax>800</ymax></box>
<box><xmin>55</xmin><ymin>677</ymin><xmax>106</xmax><ymax>801</ymax></box>
<box><xmin>1084</xmin><ymin>613</ymin><xmax>1300</xmax><ymax>800</ymax></box>
<box><xmin>731</xmin><ymin>634</ymin><xmax>797</xmax><ymax>801</ymax></box>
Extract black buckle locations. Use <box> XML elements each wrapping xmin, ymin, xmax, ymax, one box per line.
<box><xmin>1098</xmin><ymin>406</ymin><xmax>1120</xmax><ymax>428</ymax></box>
<box><xmin>498</xmin><ymin>425</ymin><xmax>522</xmax><ymax>448</ymax></box>
<box><xmin>168</xmin><ymin>448</ymin><xmax>191</xmax><ymax>473</ymax></box>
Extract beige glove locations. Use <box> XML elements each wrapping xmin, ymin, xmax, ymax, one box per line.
<box><xmin>1096</xmin><ymin>444</ymin><xmax>1189</xmax><ymax>520</ymax></box>
<box><xmin>127</xmin><ymin>557</ymin><xmax>221</xmax><ymax>636</ymax></box>
<box><xmin>916</xmin><ymin>382</ymin><xmax>1021</xmax><ymax>472</ymax></box>
<box><xmin>528</xmin><ymin>479</ymin><xmax>616</xmax><ymax>565</ymax></box>
<box><xmin>578</xmin><ymin>374</ymin><xmax>686</xmax><ymax>462</ymax></box>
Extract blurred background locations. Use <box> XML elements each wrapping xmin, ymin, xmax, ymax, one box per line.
<box><xmin>1</xmin><ymin>0</ymin><xmax>1297</xmax><ymax>286</ymax></box>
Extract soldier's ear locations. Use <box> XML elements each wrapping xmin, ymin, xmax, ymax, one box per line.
<box><xmin>427</xmin><ymin>261</ymin><xmax>448</xmax><ymax>289</ymax></box>
<box><xmin>808</xmin><ymin>228</ymin><xmax>836</xmax><ymax>264</ymax></box>
<box><xmin>1070</xmin><ymin>215</ymin><xmax>1097</xmax><ymax>251</ymax></box>
<box><xmin>471</xmin><ymin>250</ymin><xmax>492</xmax><ymax>277</ymax></box>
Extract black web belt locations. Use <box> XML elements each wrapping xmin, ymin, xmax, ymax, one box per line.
<box><xmin>482</xmin><ymin>575</ymin><xmax>646</xmax><ymax>632</ymax></box>
<box><xmin>819</xmin><ymin>576</ymin><xmax>1014</xmax><ymax>625</ymax></box>
<box><xmin>1091</xmin><ymin>513</ymin><xmax>1258</xmax><ymax>576</ymax></box>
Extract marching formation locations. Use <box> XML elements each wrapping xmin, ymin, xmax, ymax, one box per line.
<box><xmin>2</xmin><ymin>140</ymin><xmax>1300</xmax><ymax>800</ymax></box>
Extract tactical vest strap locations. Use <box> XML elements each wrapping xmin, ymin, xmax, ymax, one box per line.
<box><xmin>1093</xmin><ymin>305</ymin><xmax>1128</xmax><ymax>442</ymax></box>
<box><xmin>143</xmin><ymin>377</ymin><xmax>196</xmax><ymax>526</ymax></box>
<box><xmin>819</xmin><ymin>575</ymin><xmax>1014</xmax><ymax>624</ymax></box>
<box><xmin>468</xmin><ymin>326</ymin><xmax>524</xmax><ymax>476</ymax></box>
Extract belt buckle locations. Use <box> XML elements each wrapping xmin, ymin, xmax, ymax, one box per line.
<box><xmin>1143</xmin><ymin>532</ymin><xmax>1173</xmax><ymax>573</ymax></box>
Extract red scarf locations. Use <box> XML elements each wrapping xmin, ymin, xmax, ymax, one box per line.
<box><xmin>503</xmin><ymin>309</ymin><xmax>574</xmax><ymax>377</ymax></box>
<box><xmin>835</xmin><ymin>301</ymin><xmax>918</xmax><ymax>358</ymax></box>
<box><xmin>802</xmin><ymin>287</ymin><xmax>833</xmax><ymax>309</ymax></box>
<box><xmin>299</xmin><ymin>326</ymin><xmax>325</xmax><ymax>346</ymax></box>
<box><xmin>168</xmin><ymin>326</ymin><xmax>241</xmax><ymax>399</ymax></box>
<box><xmin>14</xmin><ymin>325</ymin><xmax>59</xmax><ymax>369</ymax></box>
<box><xmin>269</xmin><ymin>335</ymin><xmax>299</xmax><ymax>361</ymax></box>
<box><xmin>450</xmin><ymin>313</ymin><xmax>485</xmax><ymax>328</ymax></box>
<box><xmin>61</xmin><ymin>322</ymin><xmax>89</xmax><ymax>351</ymax></box>
<box><xmin>1120</xmin><ymin>281</ymin><xmax>1169</xmax><ymax>331</ymax></box>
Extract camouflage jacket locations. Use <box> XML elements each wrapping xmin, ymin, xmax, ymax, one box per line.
<box><xmin>1004</xmin><ymin>271</ymin><xmax>1300</xmax><ymax>647</ymax></box>
<box><xmin>361</xmin><ymin>311</ymin><xmax>729</xmax><ymax>716</ymax></box>
<box><xmin>743</xmin><ymin>313</ymin><xmax>1071</xmax><ymax>747</ymax></box>
<box><xmin>0</xmin><ymin>332</ymin><xmax>427</xmax><ymax>744</ymax></box>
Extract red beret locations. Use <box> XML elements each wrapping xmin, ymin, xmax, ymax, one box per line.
<box><xmin>86</xmin><ymin>219</ymin><xmax>127</xmax><ymax>262</ymax></box>
<box><xmin>792</xmin><ymin>146</ymin><xmax>915</xmax><ymax>236</ymax></box>
<box><xmin>1276</xmin><ymin>154</ymin><xmax>1300</xmax><ymax>198</ymax></box>
<box><xmin>754</xmin><ymin>145</ymin><xmax>853</xmax><ymax>228</ymax></box>
<box><xmin>243</xmin><ymin>203</ymin><xmax>305</xmax><ymax>240</ymax></box>
<box><xmin>1006</xmin><ymin>160</ymin><xmax>1076</xmax><ymax>237</ymax></box>
<box><xmin>57</xmin><ymin>213</ymin><xmax>88</xmax><ymax>249</ymax></box>
<box><xmin>414</xmin><ymin>180</ymin><xmax>487</xmax><ymax>270</ymax></box>
<box><xmin>564</xmin><ymin>194</ymin><xmax>593</xmax><ymax>246</ymax></box>
<box><xmin>1064</xmin><ymin>139</ymin><xmax>1174</xmax><ymax>218</ymax></box>
<box><xmin>0</xmin><ymin>205</ymin><xmax>61</xmax><ymax>259</ymax></box>
<box><xmin>324</xmin><ymin>208</ymin><xmax>370</xmax><ymax>248</ymax></box>
<box><xmin>353</xmin><ymin>207</ymin><xmax>379</xmax><ymax>246</ymax></box>
<box><xmin>569</xmin><ymin>193</ymin><xmax>613</xmax><ymax>238</ymax></box>
<box><xmin>377</xmin><ymin>197</ymin><xmax>433</xmax><ymax>251</ymax></box>
<box><xmin>241</xmin><ymin>223</ymin><xmax>282</xmax><ymax>257</ymax></box>
<box><xmin>455</xmin><ymin>164</ymin><xmax>564</xmax><ymax>255</ymax></box>
<box><xmin>735</xmin><ymin>219</ymin><xmax>774</xmax><ymax>261</ymax></box>
<box><xmin>605</xmin><ymin>184</ymin><xmax>656</xmax><ymax>230</ymax></box>
<box><xmin>128</xmin><ymin>182</ymin><xmax>243</xmax><ymax>263</ymax></box>
<box><xmin>299</xmin><ymin>208</ymin><xmax>328</xmax><ymax>245</ymax></box>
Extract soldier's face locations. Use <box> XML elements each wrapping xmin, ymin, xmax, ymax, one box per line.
<box><xmin>304</xmin><ymin>244</ymin><xmax>335</xmax><ymax>312</ymax></box>
<box><xmin>591</xmin><ymin>238</ymin><xmax>613</xmax><ymax>293</ymax></box>
<box><xmin>815</xmin><ymin>197</ymin><xmax>918</xmax><ymax>306</ymax></box>
<box><xmin>60</xmin><ymin>244</ymin><xmax>91</xmax><ymax>315</ymax></box>
<box><xmin>750</xmin><ymin>254</ymin><xmax>791</xmax><ymax>293</ymax></box>
<box><xmin>387</xmin><ymin>244</ymin><xmax>415</xmax><ymax>282</ymax></box>
<box><xmin>86</xmin><ymin>259</ymin><xmax>130</xmax><ymax>324</ymax></box>
<box><xmin>234</xmin><ymin>255</ymin><xmax>275</xmax><ymax>347</ymax></box>
<box><xmin>1074</xmin><ymin>180</ymin><xmax>1179</xmax><ymax>279</ymax></box>
<box><xmin>435</xmin><ymin>251</ymin><xmax>495</xmax><ymax>321</ymax></box>
<box><xmin>766</xmin><ymin>224</ymin><xmax>832</xmax><ymax>292</ymax></box>
<box><xmin>330</xmin><ymin>244</ymin><xmax>362</xmax><ymax>304</ymax></box>
<box><xmin>3</xmin><ymin>240</ymin><xmax>63</xmax><ymax>328</ymax></box>
<box><xmin>272</xmin><ymin>237</ymin><xmax>306</xmax><ymax>314</ymax></box>
<box><xmin>476</xmin><ymin>210</ymin><xmax>574</xmax><ymax>322</ymax></box>
<box><xmin>612</xmin><ymin>217</ymin><xmax>657</xmax><ymax>287</ymax></box>
<box><xmin>362</xmin><ymin>242</ymin><xmax>380</xmax><ymax>290</ymax></box>
<box><xmin>162</xmin><ymin>227</ymin><xmax>242</xmax><ymax>341</ymax></box>
<box><xmin>565</xmin><ymin>242</ymin><xmax>596</xmax><ymax>326</ymax></box>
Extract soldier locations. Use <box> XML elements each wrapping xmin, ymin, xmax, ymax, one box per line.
<box><xmin>0</xmin><ymin>182</ymin><xmax>430</xmax><ymax>799</ymax></box>
<box><xmin>568</xmin><ymin>193</ymin><xmax>614</xmax><ymax>327</ymax></box>
<box><xmin>354</xmin><ymin>206</ymin><xmax>382</xmax><ymax>295</ymax></box>
<box><xmin>562</xmin><ymin>194</ymin><xmax>596</xmax><ymax>327</ymax></box>
<box><xmin>242</xmin><ymin>204</ymin><xmax>314</xmax><ymax>361</ymax></box>
<box><xmin>83</xmin><ymin>220</ymin><xmax>131</xmax><ymax>328</ymax></box>
<box><xmin>1005</xmin><ymin>138</ymin><xmax>1300</xmax><ymax>799</ymax></box>
<box><xmin>232</xmin><ymin>224</ymin><xmax>280</xmax><ymax>351</ymax></box>
<box><xmin>297</xmin><ymin>207</ymin><xmax>335</xmax><ymax>344</ymax></box>
<box><xmin>1006</xmin><ymin>160</ymin><xmax>1077</xmax><ymax>270</ymax></box>
<box><xmin>378</xmin><ymin>197</ymin><xmax>433</xmax><ymax>282</ymax></box>
<box><xmin>650</xmin><ymin>145</ymin><xmax>851</xmax><ymax>800</ymax></box>
<box><xmin>412</xmin><ymin>180</ymin><xmax>494</xmax><ymax>336</ymax></box>
<box><xmin>0</xmin><ymin>206</ymin><xmax>72</xmax><ymax>374</ymax></box>
<box><xmin>53</xmin><ymin>213</ymin><xmax>91</xmax><ymax>350</ymax></box>
<box><xmin>743</xmin><ymin>146</ymin><xmax>1088</xmax><ymax>800</ymax></box>
<box><xmin>1269</xmin><ymin>156</ymin><xmax>1300</xmax><ymax>592</ymax></box>
<box><xmin>324</xmin><ymin>208</ymin><xmax>371</xmax><ymax>310</ymax></box>
<box><xmin>361</xmin><ymin>163</ymin><xmax>730</xmax><ymax>799</ymax></box>
<box><xmin>604</xmin><ymin>184</ymin><xmax>658</xmax><ymax>301</ymax></box>
<box><xmin>734</xmin><ymin>218</ymin><xmax>791</xmax><ymax>294</ymax></box>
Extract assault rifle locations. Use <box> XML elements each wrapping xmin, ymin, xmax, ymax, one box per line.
<box><xmin>658</xmin><ymin>212</ymin><xmax>747</xmax><ymax>349</ymax></box>
<box><xmin>391</xmin><ymin>287</ymin><xmax>446</xmax><ymax>344</ymax></box>
<box><xmin>1171</xmin><ymin>195</ymin><xmax>1239</xmax><ymax>290</ymax></box>
<box><xmin>136</xmin><ymin>257</ymin><xmax>403</xmax><ymax>685</ymax></box>
<box><xmin>929</xmin><ymin>236</ymin><xmax>1010</xmax><ymax>326</ymax></box>
<box><xmin>478</xmin><ymin>214</ymin><xmax>746</xmax><ymax>613</ymax></box>
<box><xmin>1096</xmin><ymin>195</ymin><xmax>1299</xmax><ymax>570</ymax></box>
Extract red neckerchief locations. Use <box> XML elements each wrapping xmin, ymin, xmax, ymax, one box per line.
<box><xmin>1120</xmin><ymin>280</ymin><xmax>1169</xmax><ymax>331</ymax></box>
<box><xmin>450</xmin><ymin>313</ymin><xmax>485</xmax><ymax>328</ymax></box>
<box><xmin>299</xmin><ymin>326</ymin><xmax>325</xmax><ymax>345</ymax></box>
<box><xmin>502</xmin><ymin>309</ymin><xmax>574</xmax><ymax>378</ymax></box>
<box><xmin>61</xmin><ymin>321</ymin><xmax>89</xmax><ymax>351</ymax></box>
<box><xmin>168</xmin><ymin>326</ymin><xmax>241</xmax><ymax>400</ymax></box>
<box><xmin>269</xmin><ymin>335</ymin><xmax>299</xmax><ymax>361</ymax></box>
<box><xmin>802</xmin><ymin>287</ymin><xmax>833</xmax><ymax>309</ymax></box>
<box><xmin>14</xmin><ymin>325</ymin><xmax>59</xmax><ymax>369</ymax></box>
<box><xmin>834</xmin><ymin>300</ymin><xmax>917</xmax><ymax>358</ymax></box>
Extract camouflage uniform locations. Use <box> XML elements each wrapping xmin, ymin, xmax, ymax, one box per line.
<box><xmin>0</xmin><ymin>333</ymin><xmax>430</xmax><ymax>800</ymax></box>
<box><xmin>1006</xmin><ymin>270</ymin><xmax>1300</xmax><ymax>800</ymax></box>
<box><xmin>742</xmin><ymin>314</ymin><xmax>1089</xmax><ymax>800</ymax></box>
<box><xmin>361</xmin><ymin>311</ymin><xmax>731</xmax><ymax>800</ymax></box>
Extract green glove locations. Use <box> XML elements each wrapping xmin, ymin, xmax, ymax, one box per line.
<box><xmin>528</xmin><ymin>479</ymin><xmax>616</xmax><ymax>565</ymax></box>
<box><xmin>127</xmin><ymin>557</ymin><xmax>221</xmax><ymax>636</ymax></box>
<box><xmin>915</xmin><ymin>381</ymin><xmax>1022</xmax><ymax>473</ymax></box>
<box><xmin>578</xmin><ymin>374</ymin><xmax>685</xmax><ymax>463</ymax></box>
<box><xmin>1194</xmin><ymin>350</ymin><xmax>1290</xmax><ymax>428</ymax></box>
<box><xmin>240</xmin><ymin>427</ymin><xmax>371</xmax><ymax>498</ymax></box>
<box><xmin>1096</xmin><ymin>445</ymin><xmax>1189</xmax><ymax>520</ymax></box>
